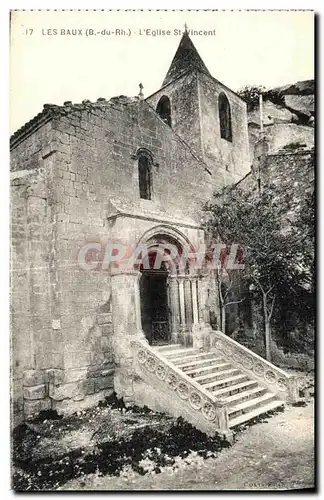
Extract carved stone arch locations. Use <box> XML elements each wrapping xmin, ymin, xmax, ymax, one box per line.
<box><xmin>136</xmin><ymin>225</ymin><xmax>196</xmax><ymax>275</ymax></box>
<box><xmin>131</xmin><ymin>147</ymin><xmax>159</xmax><ymax>168</ymax></box>
<box><xmin>137</xmin><ymin>225</ymin><xmax>195</xmax><ymax>253</ymax></box>
<box><xmin>131</xmin><ymin>147</ymin><xmax>154</xmax><ymax>163</ymax></box>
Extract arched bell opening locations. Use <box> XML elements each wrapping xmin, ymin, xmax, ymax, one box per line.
<box><xmin>156</xmin><ymin>95</ymin><xmax>172</xmax><ymax>127</ymax></box>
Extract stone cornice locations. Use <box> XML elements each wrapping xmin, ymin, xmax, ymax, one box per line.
<box><xmin>106</xmin><ymin>211</ymin><xmax>202</xmax><ymax>230</ymax></box>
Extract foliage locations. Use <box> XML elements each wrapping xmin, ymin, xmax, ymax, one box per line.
<box><xmin>237</xmin><ymin>85</ymin><xmax>266</xmax><ymax>111</ymax></box>
<box><xmin>204</xmin><ymin>184</ymin><xmax>313</xmax><ymax>358</ymax></box>
<box><xmin>205</xmin><ymin>184</ymin><xmax>302</xmax><ymax>295</ymax></box>
<box><xmin>263</xmin><ymin>88</ymin><xmax>286</xmax><ymax>107</ymax></box>
<box><xmin>237</xmin><ymin>85</ymin><xmax>286</xmax><ymax>111</ymax></box>
<box><xmin>273</xmin><ymin>189</ymin><xmax>315</xmax><ymax>351</ymax></box>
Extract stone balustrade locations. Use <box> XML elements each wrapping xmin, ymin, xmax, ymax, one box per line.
<box><xmin>131</xmin><ymin>339</ymin><xmax>231</xmax><ymax>436</ymax></box>
<box><xmin>210</xmin><ymin>330</ymin><xmax>299</xmax><ymax>403</ymax></box>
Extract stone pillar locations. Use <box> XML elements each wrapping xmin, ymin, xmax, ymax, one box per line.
<box><xmin>184</xmin><ymin>278</ymin><xmax>193</xmax><ymax>325</ymax></box>
<box><xmin>110</xmin><ymin>269</ymin><xmax>146</xmax><ymax>405</ymax></box>
<box><xmin>168</xmin><ymin>275</ymin><xmax>180</xmax><ymax>344</ymax></box>
<box><xmin>178</xmin><ymin>277</ymin><xmax>186</xmax><ymax>328</ymax></box>
<box><xmin>287</xmin><ymin>375</ymin><xmax>299</xmax><ymax>403</ymax></box>
<box><xmin>178</xmin><ymin>276</ymin><xmax>187</xmax><ymax>344</ymax></box>
<box><xmin>198</xmin><ymin>275</ymin><xmax>210</xmax><ymax>325</ymax></box>
<box><xmin>191</xmin><ymin>277</ymin><xmax>199</xmax><ymax>325</ymax></box>
<box><xmin>195</xmin><ymin>275</ymin><xmax>212</xmax><ymax>350</ymax></box>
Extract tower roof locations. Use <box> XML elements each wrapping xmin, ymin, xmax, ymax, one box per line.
<box><xmin>163</xmin><ymin>32</ymin><xmax>211</xmax><ymax>86</ymax></box>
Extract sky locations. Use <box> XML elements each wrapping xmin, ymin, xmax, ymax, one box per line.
<box><xmin>10</xmin><ymin>10</ymin><xmax>314</xmax><ymax>134</ymax></box>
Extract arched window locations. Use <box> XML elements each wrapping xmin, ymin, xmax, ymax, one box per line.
<box><xmin>138</xmin><ymin>154</ymin><xmax>152</xmax><ymax>200</ymax></box>
<box><xmin>219</xmin><ymin>93</ymin><xmax>232</xmax><ymax>142</ymax></box>
<box><xmin>156</xmin><ymin>95</ymin><xmax>172</xmax><ymax>127</ymax></box>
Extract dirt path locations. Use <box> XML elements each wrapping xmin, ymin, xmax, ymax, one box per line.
<box><xmin>63</xmin><ymin>401</ymin><xmax>314</xmax><ymax>491</ymax></box>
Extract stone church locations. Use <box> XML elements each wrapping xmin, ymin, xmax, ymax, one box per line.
<box><xmin>11</xmin><ymin>31</ymin><xmax>300</xmax><ymax>434</ymax></box>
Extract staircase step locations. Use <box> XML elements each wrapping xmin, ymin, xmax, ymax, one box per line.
<box><xmin>185</xmin><ymin>362</ymin><xmax>232</xmax><ymax>377</ymax></box>
<box><xmin>204</xmin><ymin>373</ymin><xmax>250</xmax><ymax>391</ymax></box>
<box><xmin>170</xmin><ymin>352</ymin><xmax>218</xmax><ymax>365</ymax></box>
<box><xmin>177</xmin><ymin>355</ymin><xmax>225</xmax><ymax>371</ymax></box>
<box><xmin>194</xmin><ymin>368</ymin><xmax>241</xmax><ymax>385</ymax></box>
<box><xmin>163</xmin><ymin>348</ymin><xmax>199</xmax><ymax>360</ymax></box>
<box><xmin>225</xmin><ymin>386</ymin><xmax>268</xmax><ymax>407</ymax></box>
<box><xmin>229</xmin><ymin>399</ymin><xmax>285</xmax><ymax>428</ymax></box>
<box><xmin>156</xmin><ymin>344</ymin><xmax>182</xmax><ymax>352</ymax></box>
<box><xmin>229</xmin><ymin>393</ymin><xmax>278</xmax><ymax>419</ymax></box>
<box><xmin>212</xmin><ymin>380</ymin><xmax>258</xmax><ymax>398</ymax></box>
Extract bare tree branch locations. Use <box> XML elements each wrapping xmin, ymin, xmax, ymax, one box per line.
<box><xmin>223</xmin><ymin>278</ymin><xmax>234</xmax><ymax>301</ymax></box>
<box><xmin>252</xmin><ymin>275</ymin><xmax>265</xmax><ymax>295</ymax></box>
<box><xmin>265</xmin><ymin>285</ymin><xmax>274</xmax><ymax>296</ymax></box>
<box><xmin>225</xmin><ymin>298</ymin><xmax>245</xmax><ymax>308</ymax></box>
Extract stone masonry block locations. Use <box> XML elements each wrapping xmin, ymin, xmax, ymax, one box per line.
<box><xmin>23</xmin><ymin>370</ymin><xmax>45</xmax><ymax>387</ymax></box>
<box><xmin>24</xmin><ymin>399</ymin><xmax>51</xmax><ymax>417</ymax></box>
<box><xmin>101</xmin><ymin>338</ymin><xmax>110</xmax><ymax>351</ymax></box>
<box><xmin>45</xmin><ymin>369</ymin><xmax>63</xmax><ymax>385</ymax></box>
<box><xmin>51</xmin><ymin>390</ymin><xmax>113</xmax><ymax>416</ymax></box>
<box><xmin>97</xmin><ymin>313</ymin><xmax>112</xmax><ymax>325</ymax></box>
<box><xmin>64</xmin><ymin>351</ymin><xmax>92</xmax><ymax>369</ymax></box>
<box><xmin>101</xmin><ymin>324</ymin><xmax>113</xmax><ymax>336</ymax></box>
<box><xmin>94</xmin><ymin>375</ymin><xmax>113</xmax><ymax>392</ymax></box>
<box><xmin>63</xmin><ymin>368</ymin><xmax>88</xmax><ymax>384</ymax></box>
<box><xmin>46</xmin><ymin>368</ymin><xmax>88</xmax><ymax>386</ymax></box>
<box><xmin>83</xmin><ymin>379</ymin><xmax>95</xmax><ymax>395</ymax></box>
<box><xmin>49</xmin><ymin>381</ymin><xmax>83</xmax><ymax>401</ymax></box>
<box><xmin>24</xmin><ymin>384</ymin><xmax>47</xmax><ymax>400</ymax></box>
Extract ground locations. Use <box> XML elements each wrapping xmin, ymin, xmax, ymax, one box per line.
<box><xmin>63</xmin><ymin>401</ymin><xmax>314</xmax><ymax>491</ymax></box>
<box><xmin>13</xmin><ymin>386</ymin><xmax>314</xmax><ymax>492</ymax></box>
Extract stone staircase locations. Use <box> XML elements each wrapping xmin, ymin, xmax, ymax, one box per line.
<box><xmin>131</xmin><ymin>330</ymin><xmax>299</xmax><ymax>437</ymax></box>
<box><xmin>156</xmin><ymin>344</ymin><xmax>284</xmax><ymax>428</ymax></box>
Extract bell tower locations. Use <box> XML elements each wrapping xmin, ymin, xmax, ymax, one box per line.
<box><xmin>146</xmin><ymin>31</ymin><xmax>251</xmax><ymax>188</ymax></box>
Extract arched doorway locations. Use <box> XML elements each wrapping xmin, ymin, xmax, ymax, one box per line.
<box><xmin>140</xmin><ymin>264</ymin><xmax>170</xmax><ymax>345</ymax></box>
<box><xmin>135</xmin><ymin>228</ymin><xmax>200</xmax><ymax>346</ymax></box>
<box><xmin>139</xmin><ymin>243</ymin><xmax>179</xmax><ymax>346</ymax></box>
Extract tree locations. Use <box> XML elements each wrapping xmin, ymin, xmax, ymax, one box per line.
<box><xmin>204</xmin><ymin>185</ymin><xmax>306</xmax><ymax>362</ymax></box>
<box><xmin>274</xmin><ymin>189</ymin><xmax>315</xmax><ymax>351</ymax></box>
<box><xmin>216</xmin><ymin>268</ymin><xmax>245</xmax><ymax>334</ymax></box>
<box><xmin>237</xmin><ymin>85</ymin><xmax>286</xmax><ymax>111</ymax></box>
<box><xmin>237</xmin><ymin>85</ymin><xmax>266</xmax><ymax>111</ymax></box>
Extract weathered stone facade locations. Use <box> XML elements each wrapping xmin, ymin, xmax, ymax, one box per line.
<box><xmin>146</xmin><ymin>33</ymin><xmax>250</xmax><ymax>187</ymax></box>
<box><xmin>10</xmin><ymin>32</ymin><xmax>313</xmax><ymax>425</ymax></box>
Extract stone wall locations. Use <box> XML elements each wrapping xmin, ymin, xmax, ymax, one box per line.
<box><xmin>50</xmin><ymin>98</ymin><xmax>214</xmax><ymax>414</ymax></box>
<box><xmin>11</xmin><ymin>121</ymin><xmax>61</xmax><ymax>423</ymax></box>
<box><xmin>146</xmin><ymin>72</ymin><xmax>203</xmax><ymax>160</ymax></box>
<box><xmin>198</xmin><ymin>73</ymin><xmax>251</xmax><ymax>186</ymax></box>
<box><xmin>147</xmin><ymin>71</ymin><xmax>251</xmax><ymax>191</ymax></box>
<box><xmin>238</xmin><ymin>136</ymin><xmax>314</xmax><ymax>200</ymax></box>
<box><xmin>248</xmin><ymin>122</ymin><xmax>314</xmax><ymax>161</ymax></box>
<box><xmin>11</xmin><ymin>96</ymin><xmax>217</xmax><ymax>421</ymax></box>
